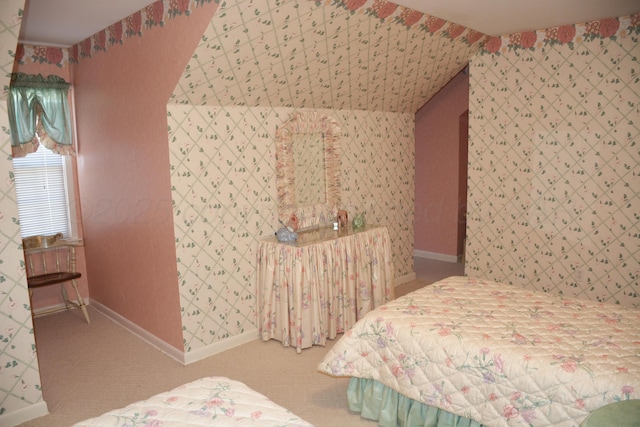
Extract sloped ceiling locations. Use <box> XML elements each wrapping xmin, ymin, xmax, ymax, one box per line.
<box><xmin>171</xmin><ymin>0</ymin><xmax>485</xmax><ymax>113</ymax></box>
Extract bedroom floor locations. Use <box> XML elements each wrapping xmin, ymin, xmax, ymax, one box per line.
<box><xmin>399</xmin><ymin>256</ymin><xmax>465</xmax><ymax>294</ymax></box>
<box><xmin>18</xmin><ymin>258</ymin><xmax>463</xmax><ymax>427</ymax></box>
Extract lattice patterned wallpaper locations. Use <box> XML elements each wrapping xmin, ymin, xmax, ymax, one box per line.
<box><xmin>167</xmin><ymin>0</ymin><xmax>479</xmax><ymax>352</ymax></box>
<box><xmin>467</xmin><ymin>15</ymin><xmax>640</xmax><ymax>308</ymax></box>
<box><xmin>170</xmin><ymin>0</ymin><xmax>484</xmax><ymax>112</ymax></box>
<box><xmin>0</xmin><ymin>0</ymin><xmax>46</xmax><ymax>420</ymax></box>
<box><xmin>168</xmin><ymin>105</ymin><xmax>414</xmax><ymax>352</ymax></box>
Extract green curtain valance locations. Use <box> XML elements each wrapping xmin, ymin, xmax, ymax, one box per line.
<box><xmin>8</xmin><ymin>73</ymin><xmax>75</xmax><ymax>158</ymax></box>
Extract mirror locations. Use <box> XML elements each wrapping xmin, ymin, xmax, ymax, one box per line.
<box><xmin>276</xmin><ymin>112</ymin><xmax>341</xmax><ymax>230</ymax></box>
<box><xmin>292</xmin><ymin>133</ymin><xmax>325</xmax><ymax>206</ymax></box>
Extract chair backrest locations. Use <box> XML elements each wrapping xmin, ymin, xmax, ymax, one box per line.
<box><xmin>23</xmin><ymin>234</ymin><xmax>76</xmax><ymax>278</ymax></box>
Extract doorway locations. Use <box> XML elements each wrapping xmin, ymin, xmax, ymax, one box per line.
<box><xmin>414</xmin><ymin>69</ymin><xmax>470</xmax><ymax>261</ymax></box>
<box><xmin>458</xmin><ymin>109</ymin><xmax>469</xmax><ymax>261</ymax></box>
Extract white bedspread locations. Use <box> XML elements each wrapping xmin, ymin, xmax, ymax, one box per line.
<box><xmin>318</xmin><ymin>276</ymin><xmax>640</xmax><ymax>426</ymax></box>
<box><xmin>73</xmin><ymin>377</ymin><xmax>312</xmax><ymax>426</ymax></box>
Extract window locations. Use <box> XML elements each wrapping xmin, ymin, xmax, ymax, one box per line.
<box><xmin>12</xmin><ymin>143</ymin><xmax>77</xmax><ymax>239</ymax></box>
<box><xmin>7</xmin><ymin>73</ymin><xmax>78</xmax><ymax>241</ymax></box>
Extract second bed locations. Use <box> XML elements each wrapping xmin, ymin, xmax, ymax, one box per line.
<box><xmin>318</xmin><ymin>276</ymin><xmax>640</xmax><ymax>426</ymax></box>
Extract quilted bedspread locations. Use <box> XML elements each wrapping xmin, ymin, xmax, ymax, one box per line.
<box><xmin>73</xmin><ymin>377</ymin><xmax>312</xmax><ymax>426</ymax></box>
<box><xmin>318</xmin><ymin>276</ymin><xmax>640</xmax><ymax>426</ymax></box>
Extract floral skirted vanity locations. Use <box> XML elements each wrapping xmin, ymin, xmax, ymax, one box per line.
<box><xmin>260</xmin><ymin>111</ymin><xmax>394</xmax><ymax>352</ymax></box>
<box><xmin>257</xmin><ymin>224</ymin><xmax>394</xmax><ymax>352</ymax></box>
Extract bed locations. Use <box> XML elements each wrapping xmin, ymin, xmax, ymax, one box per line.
<box><xmin>72</xmin><ymin>376</ymin><xmax>312</xmax><ymax>426</ymax></box>
<box><xmin>317</xmin><ymin>276</ymin><xmax>640</xmax><ymax>427</ymax></box>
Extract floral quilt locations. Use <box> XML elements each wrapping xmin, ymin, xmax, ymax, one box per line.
<box><xmin>318</xmin><ymin>276</ymin><xmax>640</xmax><ymax>426</ymax></box>
<box><xmin>73</xmin><ymin>377</ymin><xmax>312</xmax><ymax>426</ymax></box>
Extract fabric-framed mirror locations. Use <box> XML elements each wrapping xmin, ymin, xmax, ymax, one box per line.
<box><xmin>276</xmin><ymin>112</ymin><xmax>341</xmax><ymax>230</ymax></box>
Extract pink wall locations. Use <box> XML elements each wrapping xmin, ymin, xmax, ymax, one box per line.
<box><xmin>415</xmin><ymin>70</ymin><xmax>469</xmax><ymax>257</ymax></box>
<box><xmin>71</xmin><ymin>2</ymin><xmax>218</xmax><ymax>350</ymax></box>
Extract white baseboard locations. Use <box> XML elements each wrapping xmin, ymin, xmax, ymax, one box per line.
<box><xmin>90</xmin><ymin>300</ymin><xmax>187</xmax><ymax>364</ymax></box>
<box><xmin>182</xmin><ymin>329</ymin><xmax>259</xmax><ymax>365</ymax></box>
<box><xmin>394</xmin><ymin>272</ymin><xmax>417</xmax><ymax>286</ymax></box>
<box><xmin>414</xmin><ymin>249</ymin><xmax>460</xmax><ymax>263</ymax></box>
<box><xmin>0</xmin><ymin>400</ymin><xmax>48</xmax><ymax>427</ymax></box>
<box><xmin>90</xmin><ymin>300</ymin><xmax>259</xmax><ymax>366</ymax></box>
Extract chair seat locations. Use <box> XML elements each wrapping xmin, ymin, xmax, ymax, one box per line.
<box><xmin>24</xmin><ymin>238</ymin><xmax>90</xmax><ymax>323</ymax></box>
<box><xmin>27</xmin><ymin>272</ymin><xmax>82</xmax><ymax>288</ymax></box>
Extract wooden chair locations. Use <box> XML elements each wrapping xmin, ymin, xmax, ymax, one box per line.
<box><xmin>23</xmin><ymin>233</ymin><xmax>90</xmax><ymax>324</ymax></box>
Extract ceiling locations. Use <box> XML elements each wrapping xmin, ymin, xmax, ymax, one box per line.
<box><xmin>18</xmin><ymin>0</ymin><xmax>157</xmax><ymax>47</ymax></box>
<box><xmin>393</xmin><ymin>0</ymin><xmax>640</xmax><ymax>36</ymax></box>
<box><xmin>19</xmin><ymin>0</ymin><xmax>640</xmax><ymax>47</ymax></box>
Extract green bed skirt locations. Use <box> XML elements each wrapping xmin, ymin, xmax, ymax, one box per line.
<box><xmin>347</xmin><ymin>378</ymin><xmax>485</xmax><ymax>427</ymax></box>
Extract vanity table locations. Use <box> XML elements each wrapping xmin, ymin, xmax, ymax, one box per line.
<box><xmin>257</xmin><ymin>224</ymin><xmax>394</xmax><ymax>352</ymax></box>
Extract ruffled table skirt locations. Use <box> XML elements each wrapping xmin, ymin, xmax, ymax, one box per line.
<box><xmin>257</xmin><ymin>225</ymin><xmax>394</xmax><ymax>352</ymax></box>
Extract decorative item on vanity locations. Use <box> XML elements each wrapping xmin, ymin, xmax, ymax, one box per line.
<box><xmin>337</xmin><ymin>209</ymin><xmax>348</xmax><ymax>228</ymax></box>
<box><xmin>275</xmin><ymin>220</ymin><xmax>298</xmax><ymax>243</ymax></box>
<box><xmin>288</xmin><ymin>214</ymin><xmax>300</xmax><ymax>231</ymax></box>
<box><xmin>352</xmin><ymin>213</ymin><xmax>365</xmax><ymax>229</ymax></box>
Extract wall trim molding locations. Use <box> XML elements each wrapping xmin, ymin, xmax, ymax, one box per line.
<box><xmin>90</xmin><ymin>300</ymin><xmax>259</xmax><ymax>366</ymax></box>
<box><xmin>182</xmin><ymin>329</ymin><xmax>259</xmax><ymax>365</ymax></box>
<box><xmin>414</xmin><ymin>249</ymin><xmax>460</xmax><ymax>263</ymax></box>
<box><xmin>0</xmin><ymin>401</ymin><xmax>48</xmax><ymax>427</ymax></box>
<box><xmin>90</xmin><ymin>300</ymin><xmax>186</xmax><ymax>364</ymax></box>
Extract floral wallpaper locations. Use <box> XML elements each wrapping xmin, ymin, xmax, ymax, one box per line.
<box><xmin>168</xmin><ymin>0</ymin><xmax>482</xmax><ymax>353</ymax></box>
<box><xmin>467</xmin><ymin>14</ymin><xmax>640</xmax><ymax>308</ymax></box>
<box><xmin>168</xmin><ymin>104</ymin><xmax>414</xmax><ymax>352</ymax></box>
<box><xmin>481</xmin><ymin>16</ymin><xmax>637</xmax><ymax>53</ymax></box>
<box><xmin>0</xmin><ymin>0</ymin><xmax>48</xmax><ymax>423</ymax></box>
<box><xmin>170</xmin><ymin>0</ymin><xmax>485</xmax><ymax>112</ymax></box>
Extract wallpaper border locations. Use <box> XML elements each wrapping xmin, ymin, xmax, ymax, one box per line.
<box><xmin>15</xmin><ymin>0</ymin><xmax>488</xmax><ymax>68</ymax></box>
<box><xmin>17</xmin><ymin>7</ymin><xmax>639</xmax><ymax>69</ymax></box>
<box><xmin>482</xmin><ymin>13</ymin><xmax>640</xmax><ymax>54</ymax></box>
<box><xmin>14</xmin><ymin>0</ymin><xmax>216</xmax><ymax>67</ymax></box>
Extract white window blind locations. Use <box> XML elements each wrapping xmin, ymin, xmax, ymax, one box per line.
<box><xmin>13</xmin><ymin>144</ymin><xmax>71</xmax><ymax>239</ymax></box>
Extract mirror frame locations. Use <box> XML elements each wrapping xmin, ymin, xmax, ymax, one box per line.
<box><xmin>276</xmin><ymin>112</ymin><xmax>341</xmax><ymax>229</ymax></box>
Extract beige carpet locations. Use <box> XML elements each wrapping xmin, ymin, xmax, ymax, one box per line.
<box><xmin>19</xmin><ymin>258</ymin><xmax>464</xmax><ymax>427</ymax></box>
